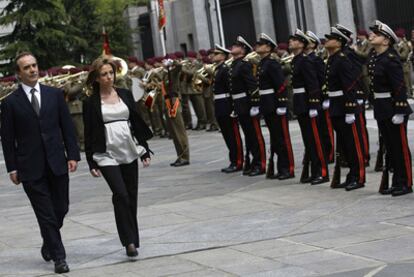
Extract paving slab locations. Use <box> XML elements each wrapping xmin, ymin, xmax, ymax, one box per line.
<box><xmin>1</xmin><ymin>113</ymin><xmax>414</xmax><ymax>276</ymax></box>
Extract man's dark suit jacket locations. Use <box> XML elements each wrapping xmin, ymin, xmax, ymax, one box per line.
<box><xmin>82</xmin><ymin>88</ymin><xmax>153</xmax><ymax>170</ymax></box>
<box><xmin>0</xmin><ymin>84</ymin><xmax>80</xmax><ymax>182</ymax></box>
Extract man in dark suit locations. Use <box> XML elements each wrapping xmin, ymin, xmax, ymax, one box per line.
<box><xmin>0</xmin><ymin>52</ymin><xmax>80</xmax><ymax>273</ymax></box>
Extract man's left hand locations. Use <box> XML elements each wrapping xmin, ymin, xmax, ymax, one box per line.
<box><xmin>68</xmin><ymin>160</ymin><xmax>78</xmax><ymax>172</ymax></box>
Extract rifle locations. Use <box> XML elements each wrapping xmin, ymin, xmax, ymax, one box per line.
<box><xmin>266</xmin><ymin>152</ymin><xmax>275</xmax><ymax>178</ymax></box>
<box><xmin>300</xmin><ymin>153</ymin><xmax>310</xmax><ymax>183</ymax></box>
<box><xmin>330</xmin><ymin>152</ymin><xmax>341</xmax><ymax>187</ymax></box>
<box><xmin>378</xmin><ymin>169</ymin><xmax>389</xmax><ymax>193</ymax></box>
<box><xmin>374</xmin><ymin>131</ymin><xmax>384</xmax><ymax>172</ymax></box>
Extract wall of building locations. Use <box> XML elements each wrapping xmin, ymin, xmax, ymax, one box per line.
<box><xmin>136</xmin><ymin>0</ymin><xmax>384</xmax><ymax>58</ymax></box>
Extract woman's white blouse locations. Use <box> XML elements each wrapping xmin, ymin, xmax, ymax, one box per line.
<box><xmin>93</xmin><ymin>99</ymin><xmax>143</xmax><ymax>166</ymax></box>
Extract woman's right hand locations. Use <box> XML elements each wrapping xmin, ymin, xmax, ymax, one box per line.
<box><xmin>90</xmin><ymin>169</ymin><xmax>101</xmax><ymax>177</ymax></box>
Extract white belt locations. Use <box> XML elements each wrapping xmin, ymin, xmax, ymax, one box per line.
<box><xmin>231</xmin><ymin>92</ymin><xmax>247</xmax><ymax>100</ymax></box>
<box><xmin>293</xmin><ymin>87</ymin><xmax>305</xmax><ymax>94</ymax></box>
<box><xmin>328</xmin><ymin>90</ymin><xmax>343</xmax><ymax>97</ymax></box>
<box><xmin>214</xmin><ymin>93</ymin><xmax>230</xmax><ymax>100</ymax></box>
<box><xmin>374</xmin><ymin>92</ymin><xmax>391</xmax><ymax>99</ymax></box>
<box><xmin>259</xmin><ymin>89</ymin><xmax>274</xmax><ymax>96</ymax></box>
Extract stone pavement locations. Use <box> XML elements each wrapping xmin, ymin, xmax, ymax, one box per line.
<box><xmin>1</xmin><ymin>111</ymin><xmax>414</xmax><ymax>276</ymax></box>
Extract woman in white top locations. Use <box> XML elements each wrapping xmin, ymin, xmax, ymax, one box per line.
<box><xmin>83</xmin><ymin>57</ymin><xmax>153</xmax><ymax>257</ymax></box>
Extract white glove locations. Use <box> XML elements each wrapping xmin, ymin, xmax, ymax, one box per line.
<box><xmin>276</xmin><ymin>107</ymin><xmax>287</xmax><ymax>115</ymax></box>
<box><xmin>250</xmin><ymin>106</ymin><xmax>260</xmax><ymax>117</ymax></box>
<box><xmin>322</xmin><ymin>100</ymin><xmax>330</xmax><ymax>110</ymax></box>
<box><xmin>345</xmin><ymin>114</ymin><xmax>355</xmax><ymax>124</ymax></box>
<box><xmin>357</xmin><ymin>99</ymin><xmax>364</xmax><ymax>105</ymax></box>
<box><xmin>309</xmin><ymin>109</ymin><xmax>318</xmax><ymax>118</ymax></box>
<box><xmin>392</xmin><ymin>114</ymin><xmax>404</xmax><ymax>125</ymax></box>
<box><xmin>163</xmin><ymin>59</ymin><xmax>174</xmax><ymax>67</ymax></box>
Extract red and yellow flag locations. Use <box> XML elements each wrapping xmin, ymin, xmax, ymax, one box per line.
<box><xmin>158</xmin><ymin>0</ymin><xmax>166</xmax><ymax>30</ymax></box>
<box><xmin>102</xmin><ymin>27</ymin><xmax>111</xmax><ymax>56</ymax></box>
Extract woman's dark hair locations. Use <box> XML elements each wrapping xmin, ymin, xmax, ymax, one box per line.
<box><xmin>86</xmin><ymin>56</ymin><xmax>117</xmax><ymax>95</ymax></box>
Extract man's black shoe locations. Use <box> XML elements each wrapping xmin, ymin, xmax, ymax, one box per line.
<box><xmin>278</xmin><ymin>172</ymin><xmax>294</xmax><ymax>180</ymax></box>
<box><xmin>242</xmin><ymin>168</ymin><xmax>252</xmax><ymax>176</ymax></box>
<box><xmin>392</xmin><ymin>186</ymin><xmax>413</xmax><ymax>197</ymax></box>
<box><xmin>222</xmin><ymin>165</ymin><xmax>242</xmax><ymax>173</ymax></box>
<box><xmin>379</xmin><ymin>187</ymin><xmax>395</xmax><ymax>195</ymax></box>
<box><xmin>41</xmin><ymin>243</ymin><xmax>51</xmax><ymax>262</ymax></box>
<box><xmin>170</xmin><ymin>159</ymin><xmax>179</xmax><ymax>166</ymax></box>
<box><xmin>248</xmin><ymin>167</ymin><xmax>265</xmax><ymax>177</ymax></box>
<box><xmin>54</xmin><ymin>260</ymin><xmax>69</xmax><ymax>274</ymax></box>
<box><xmin>345</xmin><ymin>182</ymin><xmax>365</xmax><ymax>191</ymax></box>
<box><xmin>207</xmin><ymin>125</ymin><xmax>219</xmax><ymax>132</ymax></box>
<box><xmin>311</xmin><ymin>176</ymin><xmax>329</xmax><ymax>185</ymax></box>
<box><xmin>268</xmin><ymin>172</ymin><xmax>280</xmax><ymax>180</ymax></box>
<box><xmin>174</xmin><ymin>160</ymin><xmax>190</xmax><ymax>167</ymax></box>
<box><xmin>194</xmin><ymin>124</ymin><xmax>206</xmax><ymax>131</ymax></box>
<box><xmin>331</xmin><ymin>182</ymin><xmax>348</xmax><ymax>189</ymax></box>
<box><xmin>300</xmin><ymin>176</ymin><xmax>313</xmax><ymax>183</ymax></box>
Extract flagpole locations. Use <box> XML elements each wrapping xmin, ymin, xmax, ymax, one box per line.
<box><xmin>154</xmin><ymin>0</ymin><xmax>167</xmax><ymax>56</ymax></box>
<box><xmin>215</xmin><ymin>0</ymin><xmax>225</xmax><ymax>47</ymax></box>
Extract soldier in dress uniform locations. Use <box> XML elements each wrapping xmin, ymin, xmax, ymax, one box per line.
<box><xmin>394</xmin><ymin>28</ymin><xmax>413</xmax><ymax>97</ymax></box>
<box><xmin>368</xmin><ymin>21</ymin><xmax>413</xmax><ymax>196</ymax></box>
<box><xmin>324</xmin><ymin>27</ymin><xmax>366</xmax><ymax>191</ymax></box>
<box><xmin>289</xmin><ymin>29</ymin><xmax>328</xmax><ymax>184</ymax></box>
<box><xmin>229</xmin><ymin>36</ymin><xmax>266</xmax><ymax>176</ymax></box>
<box><xmin>306</xmin><ymin>30</ymin><xmax>335</xmax><ymax>165</ymax></box>
<box><xmin>255</xmin><ymin>33</ymin><xmax>295</xmax><ymax>180</ymax></box>
<box><xmin>211</xmin><ymin>44</ymin><xmax>244</xmax><ymax>173</ymax></box>
<box><xmin>336</xmin><ymin>24</ymin><xmax>370</xmax><ymax>167</ymax></box>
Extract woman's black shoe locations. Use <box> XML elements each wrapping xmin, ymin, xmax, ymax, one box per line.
<box><xmin>41</xmin><ymin>243</ymin><xmax>51</xmax><ymax>262</ymax></box>
<box><xmin>54</xmin><ymin>260</ymin><xmax>69</xmax><ymax>273</ymax></box>
<box><xmin>126</xmin><ymin>243</ymin><xmax>138</xmax><ymax>257</ymax></box>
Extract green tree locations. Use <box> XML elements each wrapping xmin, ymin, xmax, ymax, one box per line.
<box><xmin>0</xmin><ymin>0</ymin><xmax>87</xmax><ymax>75</ymax></box>
<box><xmin>63</xmin><ymin>0</ymin><xmax>100</xmax><ymax>64</ymax></box>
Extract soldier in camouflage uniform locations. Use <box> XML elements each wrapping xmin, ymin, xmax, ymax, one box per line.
<box><xmin>184</xmin><ymin>51</ymin><xmax>208</xmax><ymax>130</ymax></box>
<box><xmin>127</xmin><ymin>57</ymin><xmax>152</xmax><ymax>126</ymax></box>
<box><xmin>395</xmin><ymin>29</ymin><xmax>413</xmax><ymax>97</ymax></box>
<box><xmin>163</xmin><ymin>54</ymin><xmax>190</xmax><ymax>166</ymax></box>
<box><xmin>64</xmin><ymin>81</ymin><xmax>85</xmax><ymax>151</ymax></box>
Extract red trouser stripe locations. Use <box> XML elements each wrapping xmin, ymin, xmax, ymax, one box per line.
<box><xmin>232</xmin><ymin>118</ymin><xmax>244</xmax><ymax>169</ymax></box>
<box><xmin>351</xmin><ymin>123</ymin><xmax>365</xmax><ymax>183</ymax></box>
<box><xmin>311</xmin><ymin>117</ymin><xmax>327</xmax><ymax>177</ymax></box>
<box><xmin>252</xmin><ymin>117</ymin><xmax>266</xmax><ymax>171</ymax></box>
<box><xmin>359</xmin><ymin>113</ymin><xmax>369</xmax><ymax>162</ymax></box>
<box><xmin>281</xmin><ymin>115</ymin><xmax>295</xmax><ymax>175</ymax></box>
<box><xmin>399</xmin><ymin>124</ymin><xmax>412</xmax><ymax>187</ymax></box>
<box><xmin>325</xmin><ymin>110</ymin><xmax>335</xmax><ymax>161</ymax></box>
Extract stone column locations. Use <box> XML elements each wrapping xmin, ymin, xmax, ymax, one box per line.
<box><xmin>285</xmin><ymin>0</ymin><xmax>298</xmax><ymax>34</ymax></box>
<box><xmin>303</xmin><ymin>0</ymin><xmax>330</xmax><ymax>37</ymax></box>
<box><xmin>359</xmin><ymin>0</ymin><xmax>377</xmax><ymax>30</ymax></box>
<box><xmin>335</xmin><ymin>0</ymin><xmax>356</xmax><ymax>35</ymax></box>
<box><xmin>251</xmin><ymin>0</ymin><xmax>276</xmax><ymax>38</ymax></box>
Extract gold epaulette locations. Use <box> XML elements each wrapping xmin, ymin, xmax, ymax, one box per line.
<box><xmin>388</xmin><ymin>53</ymin><xmax>396</xmax><ymax>59</ymax></box>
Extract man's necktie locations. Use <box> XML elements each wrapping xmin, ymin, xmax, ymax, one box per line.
<box><xmin>30</xmin><ymin>88</ymin><xmax>40</xmax><ymax>116</ymax></box>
